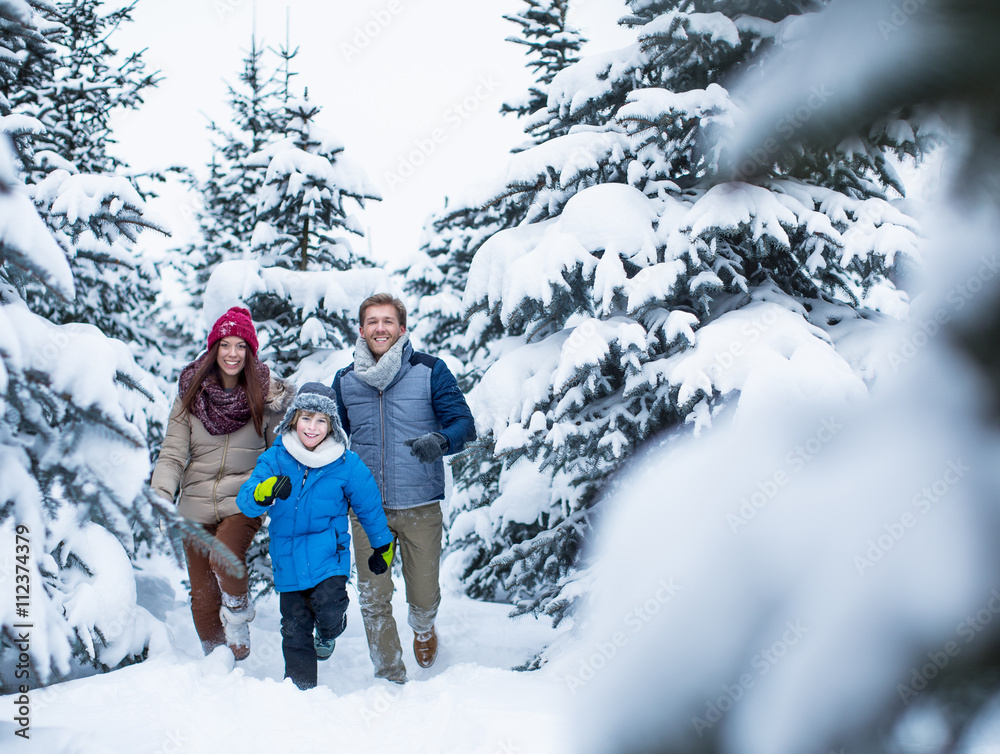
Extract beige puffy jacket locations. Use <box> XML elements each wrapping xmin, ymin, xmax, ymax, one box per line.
<box><xmin>151</xmin><ymin>376</ymin><xmax>295</xmax><ymax>525</ymax></box>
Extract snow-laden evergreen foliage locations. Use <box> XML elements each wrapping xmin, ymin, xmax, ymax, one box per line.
<box><xmin>404</xmin><ymin>200</ymin><xmax>514</xmax><ymax>385</ymax></box>
<box><xmin>17</xmin><ymin>0</ymin><xmax>158</xmax><ymax>178</ymax></box>
<box><xmin>0</xmin><ymin>1</ymin><xmax>212</xmax><ymax>687</ymax></box>
<box><xmin>444</xmin><ymin>0</ymin><xmax>933</xmax><ymax>624</ymax></box>
<box><xmin>243</xmin><ymin>91</ymin><xmax>381</xmax><ymax>376</ymax></box>
<box><xmin>160</xmin><ymin>36</ymin><xmax>293</xmax><ymax>367</ymax></box>
<box><xmin>0</xmin><ymin>1</ymin><xmax>57</xmax><ymax>168</ymax></box>
<box><xmin>5</xmin><ymin>0</ymin><xmax>168</xmax><ymax>388</ymax></box>
<box><xmin>403</xmin><ymin>0</ymin><xmax>585</xmax><ymax>377</ymax></box>
<box><xmin>178</xmin><ymin>35</ymin><xmax>381</xmax><ymax>375</ymax></box>
<box><xmin>573</xmin><ymin>4</ymin><xmax>1000</xmax><ymax>753</ymax></box>
<box><xmin>185</xmin><ymin>39</ymin><xmax>289</xmax><ymax>309</ymax></box>
<box><xmin>250</xmin><ymin>94</ymin><xmax>380</xmax><ymax>273</ymax></box>
<box><xmin>27</xmin><ymin>169</ymin><xmax>166</xmax><ymax>348</ymax></box>
<box><xmin>500</xmin><ymin>0</ymin><xmax>586</xmax><ymax>142</ymax></box>
<box><xmin>0</xmin><ymin>150</ymin><xmax>162</xmax><ymax>686</ymax></box>
<box><xmin>0</xmin><ymin>0</ymin><xmax>169</xmax><ymax>430</ymax></box>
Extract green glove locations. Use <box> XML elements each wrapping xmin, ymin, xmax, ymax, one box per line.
<box><xmin>368</xmin><ymin>542</ymin><xmax>394</xmax><ymax>575</ymax></box>
<box><xmin>254</xmin><ymin>475</ymin><xmax>291</xmax><ymax>506</ymax></box>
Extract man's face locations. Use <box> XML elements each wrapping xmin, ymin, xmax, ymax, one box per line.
<box><xmin>361</xmin><ymin>303</ymin><xmax>406</xmax><ymax>361</ymax></box>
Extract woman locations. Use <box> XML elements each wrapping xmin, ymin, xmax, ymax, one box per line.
<box><xmin>152</xmin><ymin>306</ymin><xmax>293</xmax><ymax>660</ymax></box>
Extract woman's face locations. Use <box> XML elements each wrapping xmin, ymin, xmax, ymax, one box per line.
<box><xmin>296</xmin><ymin>411</ymin><xmax>330</xmax><ymax>450</ymax></box>
<box><xmin>216</xmin><ymin>337</ymin><xmax>247</xmax><ymax>387</ymax></box>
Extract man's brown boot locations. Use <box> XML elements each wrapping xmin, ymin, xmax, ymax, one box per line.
<box><xmin>414</xmin><ymin>627</ymin><xmax>437</xmax><ymax>668</ymax></box>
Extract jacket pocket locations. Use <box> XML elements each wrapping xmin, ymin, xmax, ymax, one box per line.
<box><xmin>328</xmin><ymin>521</ymin><xmax>351</xmax><ymax>556</ymax></box>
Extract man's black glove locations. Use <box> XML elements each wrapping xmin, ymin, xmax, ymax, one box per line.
<box><xmin>253</xmin><ymin>475</ymin><xmax>292</xmax><ymax>506</ymax></box>
<box><xmin>368</xmin><ymin>542</ymin><xmax>394</xmax><ymax>575</ymax></box>
<box><xmin>404</xmin><ymin>432</ymin><xmax>448</xmax><ymax>464</ymax></box>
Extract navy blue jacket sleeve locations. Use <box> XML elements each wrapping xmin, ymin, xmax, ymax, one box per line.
<box><xmin>429</xmin><ymin>360</ymin><xmax>476</xmax><ymax>454</ymax></box>
<box><xmin>331</xmin><ymin>368</ymin><xmax>352</xmax><ymax>437</ymax></box>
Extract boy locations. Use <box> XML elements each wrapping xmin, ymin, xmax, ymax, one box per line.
<box><xmin>237</xmin><ymin>383</ymin><xmax>394</xmax><ymax>690</ymax></box>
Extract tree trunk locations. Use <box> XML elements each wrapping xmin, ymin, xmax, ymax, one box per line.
<box><xmin>298</xmin><ymin>216</ymin><xmax>309</xmax><ymax>271</ymax></box>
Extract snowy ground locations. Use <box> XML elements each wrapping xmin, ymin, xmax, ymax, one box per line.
<box><xmin>2</xmin><ymin>552</ymin><xmax>570</xmax><ymax>754</ymax></box>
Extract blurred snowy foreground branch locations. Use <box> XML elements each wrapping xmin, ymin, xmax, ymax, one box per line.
<box><xmin>557</xmin><ymin>1</ymin><xmax>1000</xmax><ymax>753</ymax></box>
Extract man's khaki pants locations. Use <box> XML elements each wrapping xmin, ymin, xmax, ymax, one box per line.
<box><xmin>351</xmin><ymin>502</ymin><xmax>442</xmax><ymax>682</ymax></box>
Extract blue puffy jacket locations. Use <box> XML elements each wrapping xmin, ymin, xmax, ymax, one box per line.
<box><xmin>333</xmin><ymin>341</ymin><xmax>476</xmax><ymax>510</ymax></box>
<box><xmin>236</xmin><ymin>435</ymin><xmax>393</xmax><ymax>592</ymax></box>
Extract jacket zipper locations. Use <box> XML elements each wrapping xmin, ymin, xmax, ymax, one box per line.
<box><xmin>378</xmin><ymin>390</ymin><xmax>387</xmax><ymax>503</ymax></box>
<box><xmin>294</xmin><ymin>466</ymin><xmax>310</xmax><ymax>570</ymax></box>
<box><xmin>285</xmin><ymin>459</ymin><xmax>346</xmax><ymax>579</ymax></box>
<box><xmin>213</xmin><ymin>433</ymin><xmax>230</xmax><ymax>523</ymax></box>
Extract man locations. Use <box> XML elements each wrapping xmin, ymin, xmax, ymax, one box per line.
<box><xmin>332</xmin><ymin>293</ymin><xmax>475</xmax><ymax>683</ymax></box>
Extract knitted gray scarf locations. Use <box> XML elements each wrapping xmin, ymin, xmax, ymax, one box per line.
<box><xmin>353</xmin><ymin>331</ymin><xmax>410</xmax><ymax>392</ymax></box>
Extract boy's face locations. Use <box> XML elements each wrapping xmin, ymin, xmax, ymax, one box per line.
<box><xmin>296</xmin><ymin>411</ymin><xmax>330</xmax><ymax>450</ymax></box>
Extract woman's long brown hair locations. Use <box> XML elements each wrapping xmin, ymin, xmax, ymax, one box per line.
<box><xmin>180</xmin><ymin>341</ymin><xmax>267</xmax><ymax>436</ymax></box>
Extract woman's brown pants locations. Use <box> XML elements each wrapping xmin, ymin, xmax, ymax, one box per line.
<box><xmin>182</xmin><ymin>513</ymin><xmax>262</xmax><ymax>653</ymax></box>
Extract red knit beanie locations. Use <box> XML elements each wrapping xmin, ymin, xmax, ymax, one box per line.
<box><xmin>208</xmin><ymin>306</ymin><xmax>259</xmax><ymax>356</ymax></box>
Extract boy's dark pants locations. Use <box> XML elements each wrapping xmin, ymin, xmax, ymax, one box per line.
<box><xmin>280</xmin><ymin>575</ymin><xmax>349</xmax><ymax>690</ymax></box>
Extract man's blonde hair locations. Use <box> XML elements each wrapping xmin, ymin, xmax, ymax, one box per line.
<box><xmin>359</xmin><ymin>293</ymin><xmax>407</xmax><ymax>329</ymax></box>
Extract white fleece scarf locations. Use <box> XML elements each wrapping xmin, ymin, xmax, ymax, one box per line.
<box><xmin>282</xmin><ymin>430</ymin><xmax>345</xmax><ymax>469</ymax></box>
<box><xmin>353</xmin><ymin>331</ymin><xmax>410</xmax><ymax>392</ymax></box>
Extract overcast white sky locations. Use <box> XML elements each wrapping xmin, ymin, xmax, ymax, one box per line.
<box><xmin>113</xmin><ymin>0</ymin><xmax>632</xmax><ymax>271</ymax></box>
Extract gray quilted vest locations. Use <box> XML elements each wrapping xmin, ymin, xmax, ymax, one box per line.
<box><xmin>339</xmin><ymin>347</ymin><xmax>444</xmax><ymax>509</ymax></box>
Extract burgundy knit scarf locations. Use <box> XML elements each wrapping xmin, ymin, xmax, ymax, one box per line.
<box><xmin>178</xmin><ymin>353</ymin><xmax>271</xmax><ymax>436</ymax></box>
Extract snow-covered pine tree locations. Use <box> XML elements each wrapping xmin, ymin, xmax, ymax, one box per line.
<box><xmin>0</xmin><ymin>142</ymin><xmax>223</xmax><ymax>683</ymax></box>
<box><xmin>17</xmin><ymin>0</ymin><xmax>158</xmax><ymax>178</ymax></box>
<box><xmin>0</xmin><ymin>2</ymin><xmax>232</xmax><ymax>687</ymax></box>
<box><xmin>7</xmin><ymin>0</ymin><xmax>167</xmax><ymax>384</ymax></box>
<box><xmin>0</xmin><ymin>4</ymin><xmax>209</xmax><ymax>688</ymax></box>
<box><xmin>0</xmin><ymin>1</ymin><xmax>56</xmax><ymax>169</ymax></box>
<box><xmin>159</xmin><ymin>34</ymin><xmax>293</xmax><ymax>370</ymax></box>
<box><xmin>500</xmin><ymin>0</ymin><xmax>586</xmax><ymax>144</ymax></box>
<box><xmin>403</xmin><ymin>1</ymin><xmax>585</xmax><ymax>378</ymax></box>
<box><xmin>446</xmin><ymin>0</ymin><xmax>931</xmax><ymax>624</ymax></box>
<box><xmin>245</xmin><ymin>90</ymin><xmax>381</xmax><ymax>376</ymax></box>
<box><xmin>404</xmin><ymin>200</ymin><xmax>512</xmax><ymax>385</ymax></box>
<box><xmin>572</xmin><ymin>5</ymin><xmax>1000</xmax><ymax>753</ymax></box>
<box><xmin>251</xmin><ymin>92</ymin><xmax>378</xmax><ymax>273</ymax></box>
<box><xmin>183</xmin><ymin>35</ymin><xmax>289</xmax><ymax>308</ymax></box>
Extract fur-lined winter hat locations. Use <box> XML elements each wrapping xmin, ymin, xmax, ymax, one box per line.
<box><xmin>275</xmin><ymin>382</ymin><xmax>347</xmax><ymax>444</ymax></box>
<box><xmin>208</xmin><ymin>306</ymin><xmax>259</xmax><ymax>356</ymax></box>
